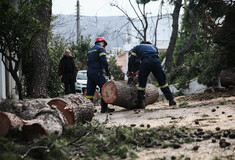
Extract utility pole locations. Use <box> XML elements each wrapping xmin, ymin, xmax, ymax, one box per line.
<box><xmin>77</xmin><ymin>0</ymin><xmax>81</xmax><ymax>41</ymax></box>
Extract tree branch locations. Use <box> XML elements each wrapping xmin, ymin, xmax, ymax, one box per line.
<box><xmin>176</xmin><ymin>5</ymin><xmax>198</xmax><ymax>66</ymax></box>
<box><xmin>154</xmin><ymin>0</ymin><xmax>164</xmax><ymax>45</ymax></box>
<box><xmin>110</xmin><ymin>3</ymin><xmax>144</xmax><ymax>38</ymax></box>
<box><xmin>165</xmin><ymin>0</ymin><xmax>182</xmax><ymax>72</ymax></box>
<box><xmin>21</xmin><ymin>146</ymin><xmax>48</xmax><ymax>159</ymax></box>
<box><xmin>130</xmin><ymin>0</ymin><xmax>145</xmax><ymax>29</ymax></box>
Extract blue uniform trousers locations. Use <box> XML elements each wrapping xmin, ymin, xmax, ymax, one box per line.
<box><xmin>138</xmin><ymin>57</ymin><xmax>174</xmax><ymax>101</ymax></box>
<box><xmin>86</xmin><ymin>69</ymin><xmax>107</xmax><ymax>100</ymax></box>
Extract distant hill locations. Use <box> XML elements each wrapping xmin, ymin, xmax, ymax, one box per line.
<box><xmin>52</xmin><ymin>15</ymin><xmax>129</xmax><ymax>51</ymax></box>
<box><xmin>52</xmin><ymin>14</ymin><xmax>173</xmax><ymax>52</ymax></box>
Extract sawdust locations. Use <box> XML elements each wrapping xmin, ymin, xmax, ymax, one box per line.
<box><xmin>94</xmin><ymin>96</ymin><xmax>235</xmax><ymax>160</ymax></box>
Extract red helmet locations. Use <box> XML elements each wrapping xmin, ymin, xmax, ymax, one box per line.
<box><xmin>95</xmin><ymin>37</ymin><xmax>107</xmax><ymax>47</ymax></box>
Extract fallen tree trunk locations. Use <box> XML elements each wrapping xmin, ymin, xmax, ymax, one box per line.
<box><xmin>220</xmin><ymin>69</ymin><xmax>235</xmax><ymax>88</ymax></box>
<box><xmin>101</xmin><ymin>81</ymin><xmax>159</xmax><ymax>109</ymax></box>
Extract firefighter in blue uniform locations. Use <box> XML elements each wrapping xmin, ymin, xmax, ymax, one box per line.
<box><xmin>86</xmin><ymin>37</ymin><xmax>115</xmax><ymax>113</ymax></box>
<box><xmin>128</xmin><ymin>41</ymin><xmax>177</xmax><ymax>108</ymax></box>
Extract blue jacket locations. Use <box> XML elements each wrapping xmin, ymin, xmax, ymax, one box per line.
<box><xmin>128</xmin><ymin>44</ymin><xmax>159</xmax><ymax>72</ymax></box>
<box><xmin>87</xmin><ymin>43</ymin><xmax>109</xmax><ymax>73</ymax></box>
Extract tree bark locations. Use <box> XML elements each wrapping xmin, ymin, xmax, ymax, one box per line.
<box><xmin>165</xmin><ymin>0</ymin><xmax>182</xmax><ymax>72</ymax></box>
<box><xmin>22</xmin><ymin>105</ymin><xmax>66</xmax><ymax>140</ymax></box>
<box><xmin>31</xmin><ymin>0</ymin><xmax>52</xmax><ymax>98</ymax></box>
<box><xmin>220</xmin><ymin>69</ymin><xmax>235</xmax><ymax>88</ymax></box>
<box><xmin>0</xmin><ymin>99</ymin><xmax>51</xmax><ymax>120</ymax></box>
<box><xmin>101</xmin><ymin>81</ymin><xmax>159</xmax><ymax>109</ymax></box>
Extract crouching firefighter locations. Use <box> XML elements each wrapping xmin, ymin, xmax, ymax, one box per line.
<box><xmin>128</xmin><ymin>41</ymin><xmax>177</xmax><ymax>109</ymax></box>
<box><xmin>86</xmin><ymin>37</ymin><xmax>115</xmax><ymax>113</ymax></box>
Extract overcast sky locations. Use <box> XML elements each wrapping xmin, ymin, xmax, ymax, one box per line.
<box><xmin>52</xmin><ymin>0</ymin><xmax>171</xmax><ymax>17</ymax></box>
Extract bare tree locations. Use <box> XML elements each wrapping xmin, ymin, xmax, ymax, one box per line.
<box><xmin>111</xmin><ymin>0</ymin><xmax>149</xmax><ymax>41</ymax></box>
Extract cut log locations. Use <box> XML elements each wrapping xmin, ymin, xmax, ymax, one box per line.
<box><xmin>0</xmin><ymin>94</ymin><xmax>94</xmax><ymax>125</ymax></box>
<box><xmin>47</xmin><ymin>99</ymin><xmax>74</xmax><ymax>125</ymax></box>
<box><xmin>0</xmin><ymin>105</ymin><xmax>66</xmax><ymax>140</ymax></box>
<box><xmin>22</xmin><ymin>105</ymin><xmax>66</xmax><ymax>140</ymax></box>
<box><xmin>47</xmin><ymin>94</ymin><xmax>94</xmax><ymax>124</ymax></box>
<box><xmin>101</xmin><ymin>81</ymin><xmax>159</xmax><ymax>109</ymax></box>
<box><xmin>22</xmin><ymin>119</ymin><xmax>47</xmax><ymax>140</ymax></box>
<box><xmin>220</xmin><ymin>69</ymin><xmax>235</xmax><ymax>88</ymax></box>
<box><xmin>0</xmin><ymin>111</ymin><xmax>23</xmax><ymax>137</ymax></box>
<box><xmin>0</xmin><ymin>94</ymin><xmax>95</xmax><ymax>140</ymax></box>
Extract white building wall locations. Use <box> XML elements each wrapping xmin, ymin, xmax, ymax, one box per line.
<box><xmin>0</xmin><ymin>52</ymin><xmax>18</xmax><ymax>99</ymax></box>
<box><xmin>0</xmin><ymin>53</ymin><xmax>6</xmax><ymax>99</ymax></box>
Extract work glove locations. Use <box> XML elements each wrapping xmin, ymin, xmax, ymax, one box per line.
<box><xmin>127</xmin><ymin>71</ymin><xmax>132</xmax><ymax>77</ymax></box>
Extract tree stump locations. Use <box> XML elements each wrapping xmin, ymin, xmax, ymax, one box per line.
<box><xmin>101</xmin><ymin>81</ymin><xmax>159</xmax><ymax>109</ymax></box>
<box><xmin>220</xmin><ymin>69</ymin><xmax>235</xmax><ymax>88</ymax></box>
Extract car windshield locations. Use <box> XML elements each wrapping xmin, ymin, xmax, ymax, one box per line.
<box><xmin>77</xmin><ymin>72</ymin><xmax>87</xmax><ymax>80</ymax></box>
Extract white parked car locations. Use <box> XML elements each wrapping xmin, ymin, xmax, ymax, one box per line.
<box><xmin>75</xmin><ymin>70</ymin><xmax>88</xmax><ymax>93</ymax></box>
<box><xmin>75</xmin><ymin>70</ymin><xmax>100</xmax><ymax>93</ymax></box>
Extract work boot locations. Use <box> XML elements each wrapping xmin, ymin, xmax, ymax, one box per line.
<box><xmin>169</xmin><ymin>99</ymin><xmax>177</xmax><ymax>106</ymax></box>
<box><xmin>101</xmin><ymin>99</ymin><xmax>115</xmax><ymax>113</ymax></box>
<box><xmin>137</xmin><ymin>99</ymin><xmax>145</xmax><ymax>109</ymax></box>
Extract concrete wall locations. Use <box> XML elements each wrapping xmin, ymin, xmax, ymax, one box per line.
<box><xmin>158</xmin><ymin>78</ymin><xmax>208</xmax><ymax>96</ymax></box>
<box><xmin>116</xmin><ymin>52</ymin><xmax>127</xmax><ymax>71</ymax></box>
